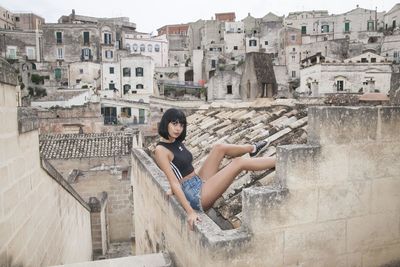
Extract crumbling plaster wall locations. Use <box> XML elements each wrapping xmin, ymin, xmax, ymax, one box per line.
<box><xmin>132</xmin><ymin>105</ymin><xmax>400</xmax><ymax>267</ymax></box>
<box><xmin>0</xmin><ymin>60</ymin><xmax>92</xmax><ymax>267</ymax></box>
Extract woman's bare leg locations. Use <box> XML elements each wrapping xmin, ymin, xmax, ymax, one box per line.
<box><xmin>198</xmin><ymin>143</ymin><xmax>254</xmax><ymax>181</ymax></box>
<box><xmin>201</xmin><ymin>156</ymin><xmax>276</xmax><ymax>210</ymax></box>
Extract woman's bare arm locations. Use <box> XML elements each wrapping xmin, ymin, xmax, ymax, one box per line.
<box><xmin>154</xmin><ymin>145</ymin><xmax>200</xmax><ymax>229</ymax></box>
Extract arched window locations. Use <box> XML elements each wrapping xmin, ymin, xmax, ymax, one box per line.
<box><xmin>136</xmin><ymin>67</ymin><xmax>143</xmax><ymax>77</ymax></box>
<box><xmin>126</xmin><ymin>44</ymin><xmax>131</xmax><ymax>51</ymax></box>
<box><xmin>132</xmin><ymin>44</ymin><xmax>138</xmax><ymax>52</ymax></box>
<box><xmin>123</xmin><ymin>84</ymin><xmax>131</xmax><ymax>94</ymax></box>
<box><xmin>147</xmin><ymin>44</ymin><xmax>153</xmax><ymax>52</ymax></box>
<box><xmin>123</xmin><ymin>67</ymin><xmax>131</xmax><ymax>77</ymax></box>
<box><xmin>136</xmin><ymin>84</ymin><xmax>144</xmax><ymax>89</ymax></box>
<box><xmin>140</xmin><ymin>44</ymin><xmax>145</xmax><ymax>52</ymax></box>
<box><xmin>154</xmin><ymin>44</ymin><xmax>160</xmax><ymax>52</ymax></box>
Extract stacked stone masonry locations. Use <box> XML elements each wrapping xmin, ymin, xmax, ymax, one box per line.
<box><xmin>0</xmin><ymin>61</ymin><xmax>93</xmax><ymax>267</ymax></box>
<box><xmin>136</xmin><ymin>105</ymin><xmax>400</xmax><ymax>266</ymax></box>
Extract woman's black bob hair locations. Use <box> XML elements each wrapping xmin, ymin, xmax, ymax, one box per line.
<box><xmin>158</xmin><ymin>108</ymin><xmax>187</xmax><ymax>141</ymax></box>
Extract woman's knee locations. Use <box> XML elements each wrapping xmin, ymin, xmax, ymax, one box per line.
<box><xmin>230</xmin><ymin>157</ymin><xmax>244</xmax><ymax>169</ymax></box>
<box><xmin>211</xmin><ymin>143</ymin><xmax>226</xmax><ymax>154</ymax></box>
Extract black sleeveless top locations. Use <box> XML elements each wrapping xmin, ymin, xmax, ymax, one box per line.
<box><xmin>157</xmin><ymin>141</ymin><xmax>194</xmax><ymax>180</ymax></box>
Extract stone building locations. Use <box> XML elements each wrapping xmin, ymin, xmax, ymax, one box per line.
<box><xmin>14</xmin><ymin>12</ymin><xmax>45</xmax><ymax>31</ymax></box>
<box><xmin>299</xmin><ymin>52</ymin><xmax>392</xmax><ymax>96</ymax></box>
<box><xmin>133</xmin><ymin>104</ymin><xmax>400</xmax><ymax>266</ymax></box>
<box><xmin>279</xmin><ymin>27</ymin><xmax>302</xmax><ymax>80</ymax></box>
<box><xmin>0</xmin><ymin>5</ymin><xmax>15</xmax><ymax>30</ymax></box>
<box><xmin>240</xmin><ymin>52</ymin><xmax>277</xmax><ymax>99</ymax></box>
<box><xmin>36</xmin><ymin>102</ymin><xmax>104</xmax><ymax>134</ymax></box>
<box><xmin>207</xmin><ymin>70</ymin><xmax>241</xmax><ymax>101</ymax></box>
<box><xmin>125</xmin><ymin>32</ymin><xmax>168</xmax><ymax>67</ymax></box>
<box><xmin>384</xmin><ymin>3</ymin><xmax>400</xmax><ymax>31</ymax></box>
<box><xmin>381</xmin><ymin>34</ymin><xmax>400</xmax><ymax>63</ymax></box>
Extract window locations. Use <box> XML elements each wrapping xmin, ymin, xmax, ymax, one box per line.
<box><xmin>139</xmin><ymin>109</ymin><xmax>145</xmax><ymax>124</ymax></box>
<box><xmin>54</xmin><ymin>68</ymin><xmax>61</xmax><ymax>80</ymax></box>
<box><xmin>265</xmin><ymin>41</ymin><xmax>268</xmax><ymax>45</ymax></box>
<box><xmin>6</xmin><ymin>46</ymin><xmax>17</xmax><ymax>59</ymax></box>
<box><xmin>83</xmin><ymin>31</ymin><xmax>90</xmax><ymax>45</ymax></box>
<box><xmin>79</xmin><ymin>69</ymin><xmax>83</xmax><ymax>74</ymax></box>
<box><xmin>140</xmin><ymin>44</ymin><xmax>145</xmax><ymax>52</ymax></box>
<box><xmin>15</xmin><ymin>17</ymin><xmax>20</xmax><ymax>22</ymax></box>
<box><xmin>292</xmin><ymin>47</ymin><xmax>296</xmax><ymax>52</ymax></box>
<box><xmin>227</xmin><ymin>85</ymin><xmax>232</xmax><ymax>94</ymax></box>
<box><xmin>211</xmin><ymin>59</ymin><xmax>216</xmax><ymax>68</ymax></box>
<box><xmin>132</xmin><ymin>44</ymin><xmax>138</xmax><ymax>52</ymax></box>
<box><xmin>57</xmin><ymin>47</ymin><xmax>64</xmax><ymax>59</ymax></box>
<box><xmin>367</xmin><ymin>21</ymin><xmax>374</xmax><ymax>31</ymax></box>
<box><xmin>301</xmin><ymin>26</ymin><xmax>307</xmax><ymax>35</ymax></box>
<box><xmin>104</xmin><ymin>33</ymin><xmax>112</xmax><ymax>44</ymax></box>
<box><xmin>81</xmin><ymin>48</ymin><xmax>91</xmax><ymax>60</ymax></box>
<box><xmin>393</xmin><ymin>20</ymin><xmax>396</xmax><ymax>29</ymax></box>
<box><xmin>371</xmin><ymin>58</ymin><xmax>376</xmax><ymax>63</ymax></box>
<box><xmin>291</xmin><ymin>71</ymin><xmax>296</xmax><ymax>78</ymax></box>
<box><xmin>234</xmin><ymin>46</ymin><xmax>238</xmax><ymax>50</ymax></box>
<box><xmin>121</xmin><ymin>107</ymin><xmax>131</xmax><ymax>117</ymax></box>
<box><xmin>136</xmin><ymin>67</ymin><xmax>143</xmax><ymax>77</ymax></box>
<box><xmin>249</xmin><ymin>39</ymin><xmax>257</xmax><ymax>47</ymax></box>
<box><xmin>123</xmin><ymin>84</ymin><xmax>131</xmax><ymax>94</ymax></box>
<box><xmin>105</xmin><ymin>50</ymin><xmax>113</xmax><ymax>59</ymax></box>
<box><xmin>291</xmin><ymin>35</ymin><xmax>296</xmax><ymax>41</ymax></box>
<box><xmin>292</xmin><ymin>55</ymin><xmax>296</xmax><ymax>62</ymax></box>
<box><xmin>123</xmin><ymin>67</ymin><xmax>131</xmax><ymax>77</ymax></box>
<box><xmin>148</xmin><ymin>44</ymin><xmax>153</xmax><ymax>52</ymax></box>
<box><xmin>26</xmin><ymin>47</ymin><xmax>35</xmax><ymax>60</ymax></box>
<box><xmin>126</xmin><ymin>44</ymin><xmax>131</xmax><ymax>51</ymax></box>
<box><xmin>136</xmin><ymin>84</ymin><xmax>144</xmax><ymax>89</ymax></box>
<box><xmin>109</xmin><ymin>67</ymin><xmax>114</xmax><ymax>74</ymax></box>
<box><xmin>336</xmin><ymin>80</ymin><xmax>344</xmax><ymax>91</ymax></box>
<box><xmin>345</xmin><ymin>22</ymin><xmax>350</xmax><ymax>32</ymax></box>
<box><xmin>321</xmin><ymin>25</ymin><xmax>329</xmax><ymax>33</ymax></box>
<box><xmin>56</xmin><ymin>32</ymin><xmax>62</xmax><ymax>44</ymax></box>
<box><xmin>361</xmin><ymin>58</ymin><xmax>368</xmax><ymax>63</ymax></box>
<box><xmin>155</xmin><ymin>44</ymin><xmax>160</xmax><ymax>52</ymax></box>
<box><xmin>109</xmin><ymin>83</ymin><xmax>115</xmax><ymax>90</ymax></box>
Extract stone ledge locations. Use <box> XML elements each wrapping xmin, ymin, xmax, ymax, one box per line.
<box><xmin>41</xmin><ymin>158</ymin><xmax>90</xmax><ymax>211</ymax></box>
<box><xmin>132</xmin><ymin>148</ymin><xmax>252</xmax><ymax>249</ymax></box>
<box><xmin>18</xmin><ymin>107</ymin><xmax>39</xmax><ymax>133</ymax></box>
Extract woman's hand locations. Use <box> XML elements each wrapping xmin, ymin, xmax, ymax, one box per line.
<box><xmin>187</xmin><ymin>211</ymin><xmax>201</xmax><ymax>231</ymax></box>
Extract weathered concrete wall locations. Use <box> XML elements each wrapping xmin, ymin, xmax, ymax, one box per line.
<box><xmin>0</xmin><ymin>60</ymin><xmax>92</xmax><ymax>267</ymax></box>
<box><xmin>49</xmin><ymin>157</ymin><xmax>133</xmax><ymax>243</ymax></box>
<box><xmin>133</xmin><ymin>106</ymin><xmax>400</xmax><ymax>266</ymax></box>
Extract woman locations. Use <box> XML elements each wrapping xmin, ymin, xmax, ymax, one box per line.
<box><xmin>154</xmin><ymin>108</ymin><xmax>276</xmax><ymax>230</ymax></box>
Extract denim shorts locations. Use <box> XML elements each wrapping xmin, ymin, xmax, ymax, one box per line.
<box><xmin>181</xmin><ymin>175</ymin><xmax>204</xmax><ymax>212</ymax></box>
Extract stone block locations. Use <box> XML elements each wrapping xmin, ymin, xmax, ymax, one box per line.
<box><xmin>379</xmin><ymin>107</ymin><xmax>400</xmax><ymax>141</ymax></box>
<box><xmin>371</xmin><ymin>177</ymin><xmax>400</xmax><ymax>213</ymax></box>
<box><xmin>242</xmin><ymin>186</ymin><xmax>317</xmax><ymax>231</ymax></box>
<box><xmin>347</xmin><ymin>213</ymin><xmax>400</xmax><ymax>253</ymax></box>
<box><xmin>347</xmin><ymin>143</ymin><xmax>387</xmax><ymax>180</ymax></box>
<box><xmin>276</xmin><ymin>145</ymin><xmax>320</xmax><ymax>189</ymax></box>
<box><xmin>318</xmin><ymin>181</ymin><xmax>371</xmax><ymax>221</ymax></box>
<box><xmin>375</xmin><ymin>142</ymin><xmax>400</xmax><ymax>178</ymax></box>
<box><xmin>308</xmin><ymin>107</ymin><xmax>378</xmax><ymax>146</ymax></box>
<box><xmin>361</xmin><ymin>243</ymin><xmax>400</xmax><ymax>267</ymax></box>
<box><xmin>283</xmin><ymin>220</ymin><xmax>346</xmax><ymax>264</ymax></box>
<box><xmin>318</xmin><ymin>145</ymin><xmax>349</xmax><ymax>185</ymax></box>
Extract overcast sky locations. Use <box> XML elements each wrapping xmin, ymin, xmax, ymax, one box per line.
<box><xmin>2</xmin><ymin>0</ymin><xmax>398</xmax><ymax>33</ymax></box>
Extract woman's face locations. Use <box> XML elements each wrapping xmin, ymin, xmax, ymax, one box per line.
<box><xmin>168</xmin><ymin>120</ymin><xmax>184</xmax><ymax>140</ymax></box>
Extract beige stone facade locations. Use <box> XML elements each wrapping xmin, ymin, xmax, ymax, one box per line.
<box><xmin>0</xmin><ymin>59</ymin><xmax>92</xmax><ymax>266</ymax></box>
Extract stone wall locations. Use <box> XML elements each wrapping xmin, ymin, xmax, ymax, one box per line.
<box><xmin>37</xmin><ymin>102</ymin><xmax>104</xmax><ymax>134</ymax></box>
<box><xmin>132</xmin><ymin>106</ymin><xmax>400</xmax><ymax>266</ymax></box>
<box><xmin>0</xmin><ymin>61</ymin><xmax>92</xmax><ymax>267</ymax></box>
<box><xmin>49</xmin><ymin>157</ymin><xmax>133</xmax><ymax>243</ymax></box>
